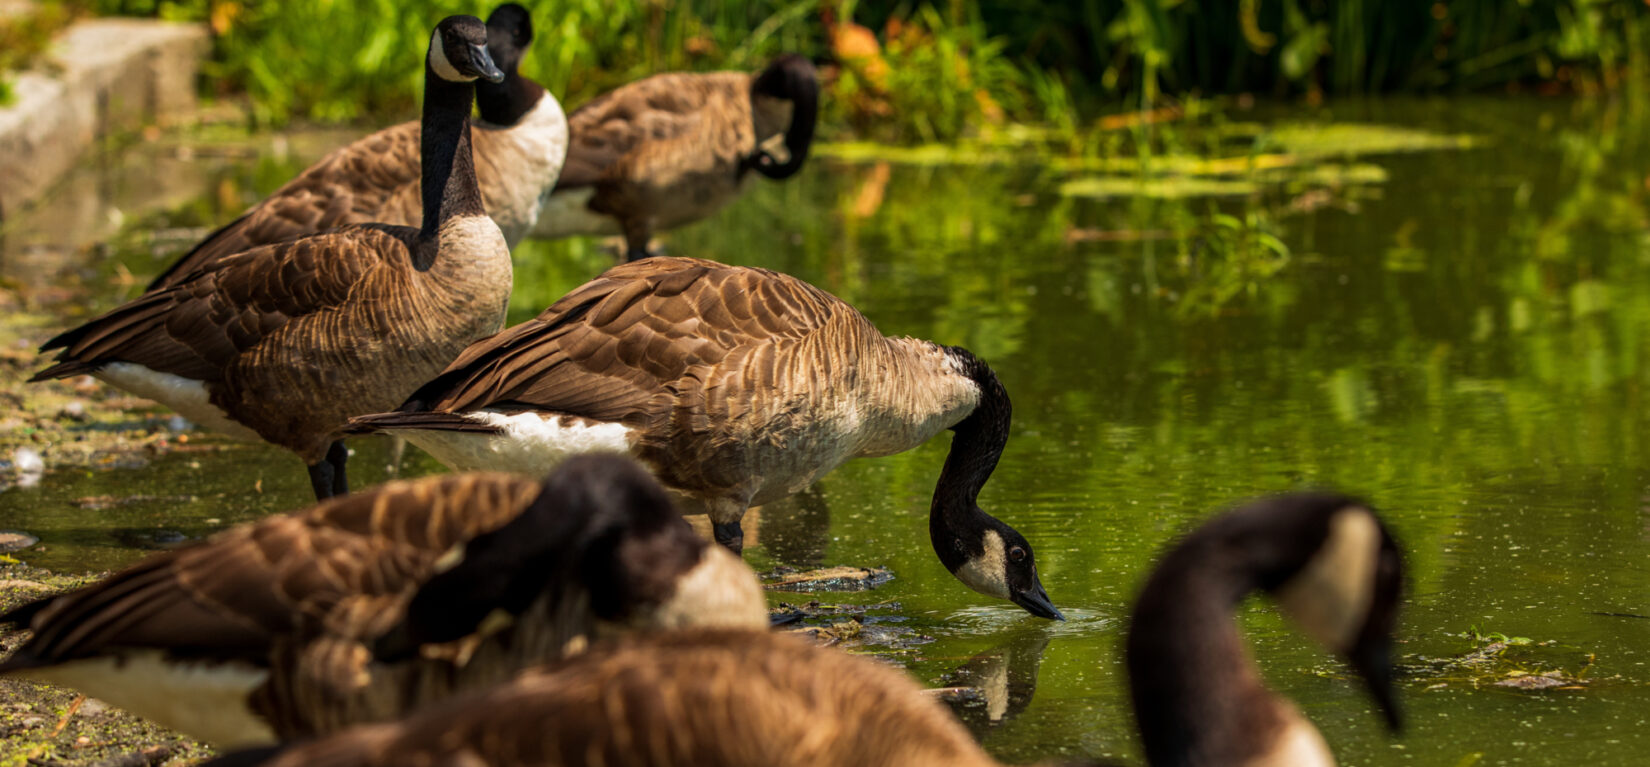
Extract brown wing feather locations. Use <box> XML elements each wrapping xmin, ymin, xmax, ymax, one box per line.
<box><xmin>35</xmin><ymin>225</ymin><xmax>419</xmax><ymax>384</ymax></box>
<box><xmin>556</xmin><ymin>73</ymin><xmax>749</xmax><ymax>192</ymax></box>
<box><xmin>148</xmin><ymin>124</ymin><xmax>424</xmax><ymax>291</ymax></box>
<box><xmin>232</xmin><ymin>630</ymin><xmax>999</xmax><ymax>767</ymax></box>
<box><xmin>389</xmin><ymin>258</ymin><xmax>841</xmax><ymax>425</ymax></box>
<box><xmin>0</xmin><ymin>474</ymin><xmax>540</xmax><ymax>668</ymax></box>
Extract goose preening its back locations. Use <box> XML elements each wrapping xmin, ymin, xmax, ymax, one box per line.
<box><xmin>0</xmin><ymin>455</ymin><xmax>766</xmax><ymax>747</ymax></box>
<box><xmin>531</xmin><ymin>54</ymin><xmax>819</xmax><ymax>260</ymax></box>
<box><xmin>146</xmin><ymin>2</ymin><xmax>567</xmax><ymax>291</ymax></box>
<box><xmin>201</xmin><ymin>492</ymin><xmax>1403</xmax><ymax>767</ymax></box>
<box><xmin>348</xmin><ymin>256</ymin><xmax>1062</xmax><ymax>620</ymax></box>
<box><xmin>30</xmin><ymin>15</ymin><xmax>515</xmax><ymax>499</ymax></box>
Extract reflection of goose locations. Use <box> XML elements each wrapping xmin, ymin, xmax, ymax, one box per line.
<box><xmin>201</xmin><ymin>492</ymin><xmax>1403</xmax><ymax>767</ymax></box>
<box><xmin>349</xmin><ymin>257</ymin><xmax>1060</xmax><ymax>619</ymax></box>
<box><xmin>146</xmin><ymin>3</ymin><xmax>567</xmax><ymax>290</ymax></box>
<box><xmin>30</xmin><ymin>15</ymin><xmax>515</xmax><ymax>500</ymax></box>
<box><xmin>937</xmin><ymin>631</ymin><xmax>1052</xmax><ymax>735</ymax></box>
<box><xmin>530</xmin><ymin>55</ymin><xmax>818</xmax><ymax>260</ymax></box>
<box><xmin>0</xmin><ymin>456</ymin><xmax>766</xmax><ymax>747</ymax></box>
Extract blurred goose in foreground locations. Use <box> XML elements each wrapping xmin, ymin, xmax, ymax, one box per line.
<box><xmin>0</xmin><ymin>455</ymin><xmax>766</xmax><ymax>747</ymax></box>
<box><xmin>531</xmin><ymin>54</ymin><xmax>818</xmax><ymax>260</ymax></box>
<box><xmin>349</xmin><ymin>256</ymin><xmax>1062</xmax><ymax>620</ymax></box>
<box><xmin>32</xmin><ymin>15</ymin><xmax>515</xmax><ymax>499</ymax></box>
<box><xmin>146</xmin><ymin>3</ymin><xmax>566</xmax><ymax>292</ymax></box>
<box><xmin>200</xmin><ymin>492</ymin><xmax>1403</xmax><ymax>767</ymax></box>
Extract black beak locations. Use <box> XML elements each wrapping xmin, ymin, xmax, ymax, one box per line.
<box><xmin>1349</xmin><ymin>634</ymin><xmax>1403</xmax><ymax>733</ymax></box>
<box><xmin>470</xmin><ymin>43</ymin><xmax>506</xmax><ymax>83</ymax></box>
<box><xmin>1011</xmin><ymin>581</ymin><xmax>1064</xmax><ymax>621</ymax></box>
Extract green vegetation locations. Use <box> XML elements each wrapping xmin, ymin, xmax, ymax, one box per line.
<box><xmin>0</xmin><ymin>1</ymin><xmax>82</xmax><ymax>104</ymax></box>
<box><xmin>84</xmin><ymin>1</ymin><xmax>1650</xmax><ymax>142</ymax></box>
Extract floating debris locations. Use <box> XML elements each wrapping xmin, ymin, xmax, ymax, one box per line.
<box><xmin>770</xmin><ymin>600</ymin><xmax>929</xmax><ymax>653</ymax></box>
<box><xmin>1404</xmin><ymin>632</ymin><xmax>1605</xmax><ymax>693</ymax></box>
<box><xmin>0</xmin><ymin>532</ymin><xmax>37</xmax><ymax>553</ymax></box>
<box><xmin>763</xmin><ymin>565</ymin><xmax>893</xmax><ymax>592</ymax></box>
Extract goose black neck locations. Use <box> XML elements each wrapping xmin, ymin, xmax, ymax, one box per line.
<box><xmin>419</xmin><ymin>66</ymin><xmax>485</xmax><ymax>242</ymax></box>
<box><xmin>477</xmin><ymin>72</ymin><xmax>545</xmax><ymax>126</ymax></box>
<box><xmin>1127</xmin><ymin>549</ymin><xmax>1275</xmax><ymax>767</ymax></box>
<box><xmin>928</xmin><ymin>349</ymin><xmax>1010</xmax><ymax>561</ymax></box>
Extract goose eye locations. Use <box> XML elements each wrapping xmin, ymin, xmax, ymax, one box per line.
<box><xmin>1008</xmin><ymin>546</ymin><xmax>1027</xmax><ymax>563</ymax></box>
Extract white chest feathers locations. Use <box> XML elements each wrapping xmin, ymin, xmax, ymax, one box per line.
<box><xmin>395</xmin><ymin>411</ymin><xmax>635</xmax><ymax>474</ymax></box>
<box><xmin>477</xmin><ymin>94</ymin><xmax>570</xmax><ymax>245</ymax></box>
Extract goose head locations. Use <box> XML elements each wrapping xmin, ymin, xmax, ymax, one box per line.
<box><xmin>373</xmin><ymin>455</ymin><xmax>765</xmax><ymax>660</ymax></box>
<box><xmin>746</xmin><ymin>53</ymin><xmax>818</xmax><ymax>180</ymax></box>
<box><xmin>1148</xmin><ymin>492</ymin><xmax>1404</xmax><ymax>731</ymax></box>
<box><xmin>483</xmin><ymin>3</ymin><xmax>533</xmax><ymax>76</ymax></box>
<box><xmin>429</xmin><ymin>15</ymin><xmax>506</xmax><ymax>84</ymax></box>
<box><xmin>1261</xmin><ymin>494</ymin><xmax>1404</xmax><ymax>731</ymax></box>
<box><xmin>929</xmin><ymin>346</ymin><xmax>1063</xmax><ymax>621</ymax></box>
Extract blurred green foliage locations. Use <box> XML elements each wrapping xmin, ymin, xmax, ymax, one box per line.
<box><xmin>0</xmin><ymin>1</ymin><xmax>83</xmax><ymax>105</ymax></box>
<box><xmin>80</xmin><ymin>0</ymin><xmax>1650</xmax><ymax>143</ymax></box>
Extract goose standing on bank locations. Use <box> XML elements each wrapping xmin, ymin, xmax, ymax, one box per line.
<box><xmin>349</xmin><ymin>257</ymin><xmax>1061</xmax><ymax>620</ymax></box>
<box><xmin>531</xmin><ymin>54</ymin><xmax>818</xmax><ymax>260</ymax></box>
<box><xmin>199</xmin><ymin>492</ymin><xmax>1404</xmax><ymax>767</ymax></box>
<box><xmin>0</xmin><ymin>455</ymin><xmax>767</xmax><ymax>747</ymax></box>
<box><xmin>146</xmin><ymin>2</ymin><xmax>566</xmax><ymax>291</ymax></box>
<box><xmin>31</xmin><ymin>15</ymin><xmax>515</xmax><ymax>499</ymax></box>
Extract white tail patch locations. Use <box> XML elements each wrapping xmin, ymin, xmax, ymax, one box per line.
<box><xmin>1275</xmin><ymin>508</ymin><xmax>1382</xmax><ymax>651</ymax></box>
<box><xmin>397</xmin><ymin>411</ymin><xmax>634</xmax><ymax>474</ymax></box>
<box><xmin>531</xmin><ymin>187</ymin><xmax>619</xmax><ymax>239</ymax></box>
<box><xmin>17</xmin><ymin>652</ymin><xmax>275</xmax><ymax>747</ymax></box>
<box><xmin>97</xmin><ymin>363</ymin><xmax>261</xmax><ymax>441</ymax></box>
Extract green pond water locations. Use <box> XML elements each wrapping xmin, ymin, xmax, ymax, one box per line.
<box><xmin>5</xmin><ymin>96</ymin><xmax>1650</xmax><ymax>765</ymax></box>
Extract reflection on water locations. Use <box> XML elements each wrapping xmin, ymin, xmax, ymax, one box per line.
<box><xmin>938</xmin><ymin>629</ymin><xmax>1053</xmax><ymax>736</ymax></box>
<box><xmin>4</xmin><ymin>96</ymin><xmax>1650</xmax><ymax>764</ymax></box>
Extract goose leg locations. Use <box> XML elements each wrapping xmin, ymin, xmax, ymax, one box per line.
<box><xmin>621</xmin><ymin>217</ymin><xmax>654</xmax><ymax>261</ymax></box>
<box><xmin>326</xmin><ymin>440</ymin><xmax>350</xmax><ymax>496</ymax></box>
<box><xmin>712</xmin><ymin>520</ymin><xmax>745</xmax><ymax>555</ymax></box>
<box><xmin>307</xmin><ymin>459</ymin><xmax>336</xmax><ymax>500</ymax></box>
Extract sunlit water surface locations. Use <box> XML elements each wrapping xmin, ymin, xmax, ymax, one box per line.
<box><xmin>4</xmin><ymin>97</ymin><xmax>1650</xmax><ymax>765</ymax></box>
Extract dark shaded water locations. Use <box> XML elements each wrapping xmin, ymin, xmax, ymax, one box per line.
<box><xmin>5</xmin><ymin>97</ymin><xmax>1650</xmax><ymax>764</ymax></box>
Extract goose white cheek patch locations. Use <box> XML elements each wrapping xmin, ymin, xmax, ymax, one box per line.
<box><xmin>428</xmin><ymin>31</ymin><xmax>469</xmax><ymax>82</ymax></box>
<box><xmin>955</xmin><ymin>529</ymin><xmax>1012</xmax><ymax>600</ymax></box>
<box><xmin>1274</xmin><ymin>508</ymin><xmax>1381</xmax><ymax>650</ymax></box>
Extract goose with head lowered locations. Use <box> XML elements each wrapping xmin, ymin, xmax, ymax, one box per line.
<box><xmin>0</xmin><ymin>455</ymin><xmax>766</xmax><ymax>748</ymax></box>
<box><xmin>145</xmin><ymin>2</ymin><xmax>565</xmax><ymax>292</ymax></box>
<box><xmin>349</xmin><ymin>256</ymin><xmax>1060</xmax><ymax>620</ymax></box>
<box><xmin>531</xmin><ymin>54</ymin><xmax>818</xmax><ymax>260</ymax></box>
<box><xmin>198</xmin><ymin>491</ymin><xmax>1403</xmax><ymax>767</ymax></box>
<box><xmin>31</xmin><ymin>15</ymin><xmax>515</xmax><ymax>499</ymax></box>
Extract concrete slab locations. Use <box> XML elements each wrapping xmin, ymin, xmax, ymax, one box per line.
<box><xmin>0</xmin><ymin>18</ymin><xmax>209</xmax><ymax>222</ymax></box>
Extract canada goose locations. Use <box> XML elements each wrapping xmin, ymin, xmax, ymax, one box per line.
<box><xmin>201</xmin><ymin>492</ymin><xmax>1401</xmax><ymax>767</ymax></box>
<box><xmin>145</xmin><ymin>2</ymin><xmax>567</xmax><ymax>292</ymax></box>
<box><xmin>530</xmin><ymin>54</ymin><xmax>818</xmax><ymax>260</ymax></box>
<box><xmin>0</xmin><ymin>455</ymin><xmax>766</xmax><ymax>747</ymax></box>
<box><xmin>31</xmin><ymin>15</ymin><xmax>516</xmax><ymax>499</ymax></box>
<box><xmin>348</xmin><ymin>256</ymin><xmax>1062</xmax><ymax>620</ymax></box>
